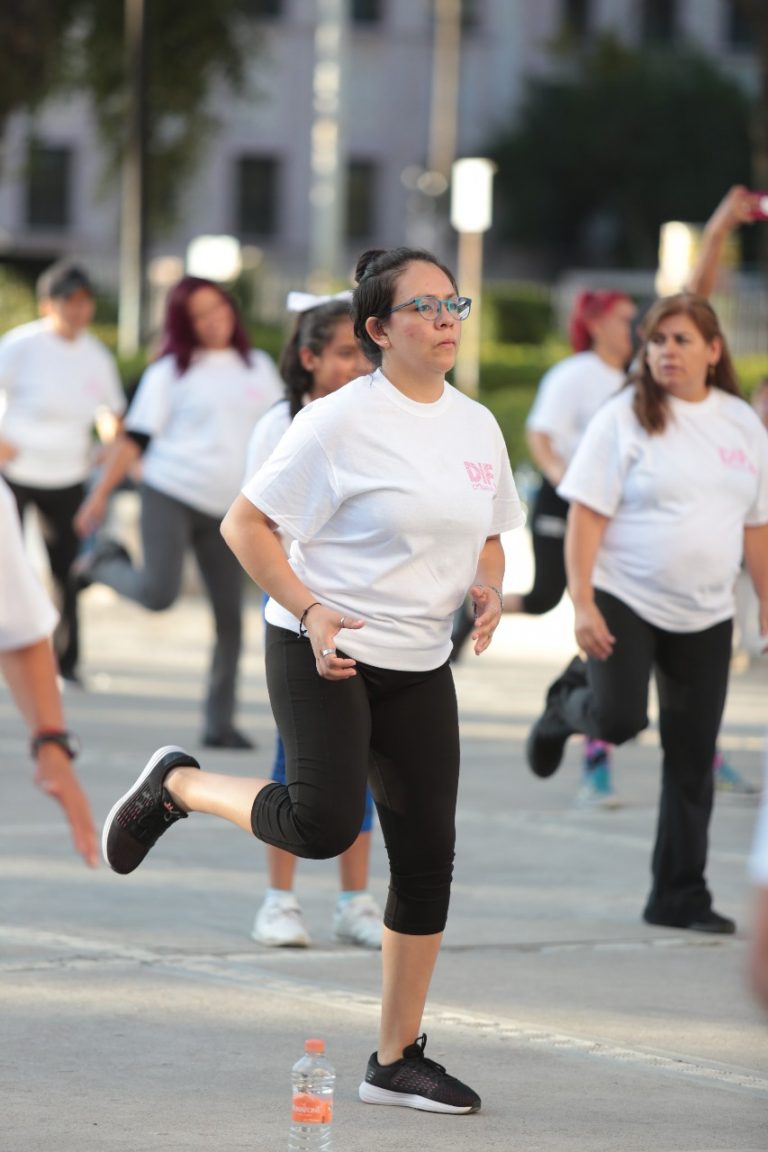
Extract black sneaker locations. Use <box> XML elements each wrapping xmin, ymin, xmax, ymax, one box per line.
<box><xmin>526</xmin><ymin>656</ymin><xmax>585</xmax><ymax>778</ymax></box>
<box><xmin>102</xmin><ymin>745</ymin><xmax>200</xmax><ymax>874</ymax></box>
<box><xmin>643</xmin><ymin>908</ymin><xmax>736</xmax><ymax>935</ymax></box>
<box><xmin>358</xmin><ymin>1034</ymin><xmax>481</xmax><ymax>1114</ymax></box>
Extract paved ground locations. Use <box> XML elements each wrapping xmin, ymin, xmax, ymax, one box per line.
<box><xmin>2</xmin><ymin>572</ymin><xmax>767</xmax><ymax>1152</ymax></box>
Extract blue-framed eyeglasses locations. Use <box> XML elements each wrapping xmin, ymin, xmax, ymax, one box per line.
<box><xmin>386</xmin><ymin>295</ymin><xmax>472</xmax><ymax>322</ymax></box>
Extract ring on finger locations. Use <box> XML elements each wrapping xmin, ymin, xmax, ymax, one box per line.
<box><xmin>320</xmin><ymin>647</ymin><xmax>336</xmax><ymax>657</ymax></box>
<box><xmin>339</xmin><ymin>616</ymin><xmax>346</xmax><ymax>628</ymax></box>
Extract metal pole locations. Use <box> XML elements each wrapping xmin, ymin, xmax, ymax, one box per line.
<box><xmin>454</xmin><ymin>229</ymin><xmax>482</xmax><ymax>396</ymax></box>
<box><xmin>428</xmin><ymin>0</ymin><xmax>461</xmax><ymax>180</ymax></box>
<box><xmin>118</xmin><ymin>0</ymin><xmax>147</xmax><ymax>358</ymax></box>
<box><xmin>307</xmin><ymin>0</ymin><xmax>349</xmax><ymax>293</ymax></box>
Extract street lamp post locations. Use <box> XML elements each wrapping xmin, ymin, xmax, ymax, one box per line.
<box><xmin>450</xmin><ymin>157</ymin><xmax>495</xmax><ymax>396</ymax></box>
<box><xmin>118</xmin><ymin>0</ymin><xmax>147</xmax><ymax>358</ymax></box>
<box><xmin>307</xmin><ymin>0</ymin><xmax>349</xmax><ymax>293</ymax></box>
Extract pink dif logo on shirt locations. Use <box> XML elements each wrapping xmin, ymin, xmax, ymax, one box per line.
<box><xmin>464</xmin><ymin>461</ymin><xmax>496</xmax><ymax>491</ymax></box>
<box><xmin>718</xmin><ymin>447</ymin><xmax>758</xmax><ymax>475</ymax></box>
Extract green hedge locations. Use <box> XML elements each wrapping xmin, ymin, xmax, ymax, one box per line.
<box><xmin>485</xmin><ymin>283</ymin><xmax>554</xmax><ymax>345</ymax></box>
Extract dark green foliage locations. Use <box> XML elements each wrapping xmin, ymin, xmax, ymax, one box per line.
<box><xmin>487</xmin><ymin>35</ymin><xmax>752</xmax><ymax>269</ymax></box>
<box><xmin>0</xmin><ymin>2</ymin><xmax>261</xmax><ymax>230</ymax></box>
<box><xmin>486</xmin><ymin>283</ymin><xmax>554</xmax><ymax>344</ymax></box>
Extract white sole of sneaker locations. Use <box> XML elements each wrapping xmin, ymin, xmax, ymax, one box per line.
<box><xmin>358</xmin><ymin>1083</ymin><xmax>478</xmax><ymax>1114</ymax></box>
<box><xmin>101</xmin><ymin>744</ymin><xmax>191</xmax><ymax>869</ymax></box>
<box><xmin>250</xmin><ymin>931</ymin><xmax>311</xmax><ymax>948</ymax></box>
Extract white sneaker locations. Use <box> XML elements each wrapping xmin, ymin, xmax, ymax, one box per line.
<box><xmin>333</xmin><ymin>893</ymin><xmax>383</xmax><ymax>949</ymax></box>
<box><xmin>251</xmin><ymin>894</ymin><xmax>311</xmax><ymax>947</ymax></box>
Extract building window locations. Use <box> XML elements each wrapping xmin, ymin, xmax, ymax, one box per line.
<box><xmin>236</xmin><ymin>155</ymin><xmax>279</xmax><ymax>237</ymax></box>
<box><xmin>26</xmin><ymin>143</ymin><xmax>71</xmax><ymax>230</ymax></box>
<box><xmin>641</xmin><ymin>0</ymin><xmax>677</xmax><ymax>43</ymax></box>
<box><xmin>726</xmin><ymin>1</ymin><xmax>753</xmax><ymax>49</ymax></box>
<box><xmin>561</xmin><ymin>0</ymin><xmax>590</xmax><ymax>38</ymax></box>
<box><xmin>346</xmin><ymin>160</ymin><xmax>376</xmax><ymax>239</ymax></box>
<box><xmin>352</xmin><ymin>0</ymin><xmax>381</xmax><ymax>23</ymax></box>
<box><xmin>461</xmin><ymin>0</ymin><xmax>481</xmax><ymax>29</ymax></box>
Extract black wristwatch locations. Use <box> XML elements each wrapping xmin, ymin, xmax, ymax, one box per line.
<box><xmin>30</xmin><ymin>730</ymin><xmax>80</xmax><ymax>760</ymax></box>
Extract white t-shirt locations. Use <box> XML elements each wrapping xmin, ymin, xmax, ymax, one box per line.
<box><xmin>559</xmin><ymin>387</ymin><xmax>768</xmax><ymax>632</ymax></box>
<box><xmin>126</xmin><ymin>348</ymin><xmax>283</xmax><ymax>518</ymax></box>
<box><xmin>0</xmin><ymin>477</ymin><xmax>57</xmax><ymax>650</ymax></box>
<box><xmin>244</xmin><ymin>398</ymin><xmax>291</xmax><ymax>483</ymax></box>
<box><xmin>242</xmin><ymin>369</ymin><xmax>523</xmax><ymax>671</ymax></box>
<box><xmin>0</xmin><ymin>319</ymin><xmax>125</xmax><ymax>488</ymax></box>
<box><xmin>749</xmin><ymin>746</ymin><xmax>768</xmax><ymax>885</ymax></box>
<box><xmin>526</xmin><ymin>351</ymin><xmax>625</xmax><ymax>467</ymax></box>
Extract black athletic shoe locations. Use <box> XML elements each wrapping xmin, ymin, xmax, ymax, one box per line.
<box><xmin>202</xmin><ymin>728</ymin><xmax>255</xmax><ymax>750</ymax></box>
<box><xmin>526</xmin><ymin>655</ymin><xmax>585</xmax><ymax>778</ymax></box>
<box><xmin>643</xmin><ymin>908</ymin><xmax>736</xmax><ymax>935</ymax></box>
<box><xmin>102</xmin><ymin>745</ymin><xmax>200</xmax><ymax>874</ymax></box>
<box><xmin>358</xmin><ymin>1034</ymin><xmax>481</xmax><ymax>1114</ymax></box>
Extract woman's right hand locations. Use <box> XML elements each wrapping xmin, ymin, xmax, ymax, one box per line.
<box><xmin>0</xmin><ymin>438</ymin><xmax>18</xmax><ymax>466</ymax></box>
<box><xmin>574</xmin><ymin>599</ymin><xmax>615</xmax><ymax>662</ymax></box>
<box><xmin>304</xmin><ymin>603</ymin><xmax>364</xmax><ymax>680</ymax></box>
<box><xmin>74</xmin><ymin>490</ymin><xmax>108</xmax><ymax>538</ymax></box>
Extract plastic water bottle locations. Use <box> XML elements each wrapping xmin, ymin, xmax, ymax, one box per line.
<box><xmin>288</xmin><ymin>1037</ymin><xmax>335</xmax><ymax>1151</ymax></box>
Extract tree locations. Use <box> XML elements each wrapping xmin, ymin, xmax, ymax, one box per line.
<box><xmin>0</xmin><ymin>1</ymin><xmax>81</xmax><ymax>137</ymax></box>
<box><xmin>1</xmin><ymin>1</ymin><xmax>261</xmax><ymax>230</ymax></box>
<box><xmin>485</xmin><ymin>35</ymin><xmax>752</xmax><ymax>270</ymax></box>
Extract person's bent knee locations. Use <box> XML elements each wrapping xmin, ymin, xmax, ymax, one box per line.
<box><xmin>521</xmin><ymin>588</ymin><xmax>563</xmax><ymax>616</ymax></box>
<box><xmin>141</xmin><ymin>587</ymin><xmax>178</xmax><ymax>612</ymax></box>
<box><xmin>590</xmin><ymin>709</ymin><xmax>646</xmax><ymax>747</ymax></box>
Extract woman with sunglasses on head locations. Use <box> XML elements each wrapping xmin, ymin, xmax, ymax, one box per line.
<box><xmin>503</xmin><ymin>290</ymin><xmax>636</xmax><ymax>807</ymax></box>
<box><xmin>101</xmin><ymin>246</ymin><xmax>523</xmax><ymax>1115</ymax></box>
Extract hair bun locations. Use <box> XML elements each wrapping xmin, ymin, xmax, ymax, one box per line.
<box><xmin>355</xmin><ymin>249</ymin><xmax>387</xmax><ymax>284</ymax></box>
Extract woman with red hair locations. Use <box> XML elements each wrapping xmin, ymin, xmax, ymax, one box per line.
<box><xmin>74</xmin><ymin>276</ymin><xmax>282</xmax><ymax>747</ymax></box>
<box><xmin>504</xmin><ymin>289</ymin><xmax>636</xmax><ymax>806</ymax></box>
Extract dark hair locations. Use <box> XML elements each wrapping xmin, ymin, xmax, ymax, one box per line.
<box><xmin>157</xmin><ymin>276</ymin><xmax>251</xmax><ymax>375</ymax></box>
<box><xmin>568</xmin><ymin>290</ymin><xmax>632</xmax><ymax>352</ymax></box>
<box><xmin>352</xmin><ymin>247</ymin><xmax>458</xmax><ymax>366</ymax></box>
<box><xmin>279</xmin><ymin>299</ymin><xmax>355</xmax><ymax>419</ymax></box>
<box><xmin>629</xmin><ymin>293</ymin><xmax>740</xmax><ymax>434</ymax></box>
<box><xmin>37</xmin><ymin>260</ymin><xmax>95</xmax><ymax>301</ymax></box>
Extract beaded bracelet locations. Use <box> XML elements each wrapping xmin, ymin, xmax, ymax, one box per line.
<box><xmin>298</xmin><ymin>601</ymin><xmax>322</xmax><ymax>637</ymax></box>
<box><xmin>486</xmin><ymin>585</ymin><xmax>504</xmax><ymax>612</ymax></box>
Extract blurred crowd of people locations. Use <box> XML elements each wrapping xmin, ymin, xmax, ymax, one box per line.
<box><xmin>1</xmin><ymin>186</ymin><xmax>768</xmax><ymax>1117</ymax></box>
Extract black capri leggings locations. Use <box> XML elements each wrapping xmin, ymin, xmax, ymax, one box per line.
<box><xmin>252</xmin><ymin>623</ymin><xmax>461</xmax><ymax>936</ymax></box>
<box><xmin>521</xmin><ymin>478</ymin><xmax>569</xmax><ymax>616</ymax></box>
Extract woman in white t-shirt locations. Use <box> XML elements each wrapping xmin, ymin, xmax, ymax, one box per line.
<box><xmin>502</xmin><ymin>290</ymin><xmax>635</xmax><ymax>807</ymax></box>
<box><xmin>101</xmin><ymin>246</ymin><xmax>523</xmax><ymax>1115</ymax></box>
<box><xmin>74</xmin><ymin>276</ymin><xmax>282</xmax><ymax>747</ymax></box>
<box><xmin>527</xmin><ymin>293</ymin><xmax>768</xmax><ymax>935</ymax></box>
<box><xmin>245</xmin><ymin>295</ymin><xmax>385</xmax><ymax>952</ymax></box>
<box><xmin>0</xmin><ymin>261</ymin><xmax>125</xmax><ymax>683</ymax></box>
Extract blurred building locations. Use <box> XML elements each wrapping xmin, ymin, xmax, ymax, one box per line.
<box><xmin>0</xmin><ymin>0</ymin><xmax>756</xmax><ymax>311</ymax></box>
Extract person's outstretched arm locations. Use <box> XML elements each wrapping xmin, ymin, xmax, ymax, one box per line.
<box><xmin>565</xmin><ymin>502</ymin><xmax>615</xmax><ymax>661</ymax></box>
<box><xmin>687</xmin><ymin>185</ymin><xmax>755</xmax><ymax>299</ymax></box>
<box><xmin>0</xmin><ymin>638</ymin><xmax>98</xmax><ymax>867</ymax></box>
<box><xmin>74</xmin><ymin>433</ymin><xmax>142</xmax><ymax>538</ymax></box>
<box><xmin>743</xmin><ymin>522</ymin><xmax>768</xmax><ymax>651</ymax></box>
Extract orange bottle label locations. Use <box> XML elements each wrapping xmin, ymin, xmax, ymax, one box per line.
<box><xmin>291</xmin><ymin>1093</ymin><xmax>333</xmax><ymax>1124</ymax></box>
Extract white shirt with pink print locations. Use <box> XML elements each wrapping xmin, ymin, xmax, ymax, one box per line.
<box><xmin>242</xmin><ymin>369</ymin><xmax>523</xmax><ymax>672</ymax></box>
<box><xmin>559</xmin><ymin>385</ymin><xmax>768</xmax><ymax>632</ymax></box>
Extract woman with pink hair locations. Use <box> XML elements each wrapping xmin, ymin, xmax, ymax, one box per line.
<box><xmin>503</xmin><ymin>289</ymin><xmax>636</xmax><ymax>806</ymax></box>
<box><xmin>74</xmin><ymin>276</ymin><xmax>282</xmax><ymax>747</ymax></box>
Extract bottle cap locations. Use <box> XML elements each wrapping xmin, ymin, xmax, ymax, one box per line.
<box><xmin>304</xmin><ymin>1038</ymin><xmax>325</xmax><ymax>1054</ymax></box>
